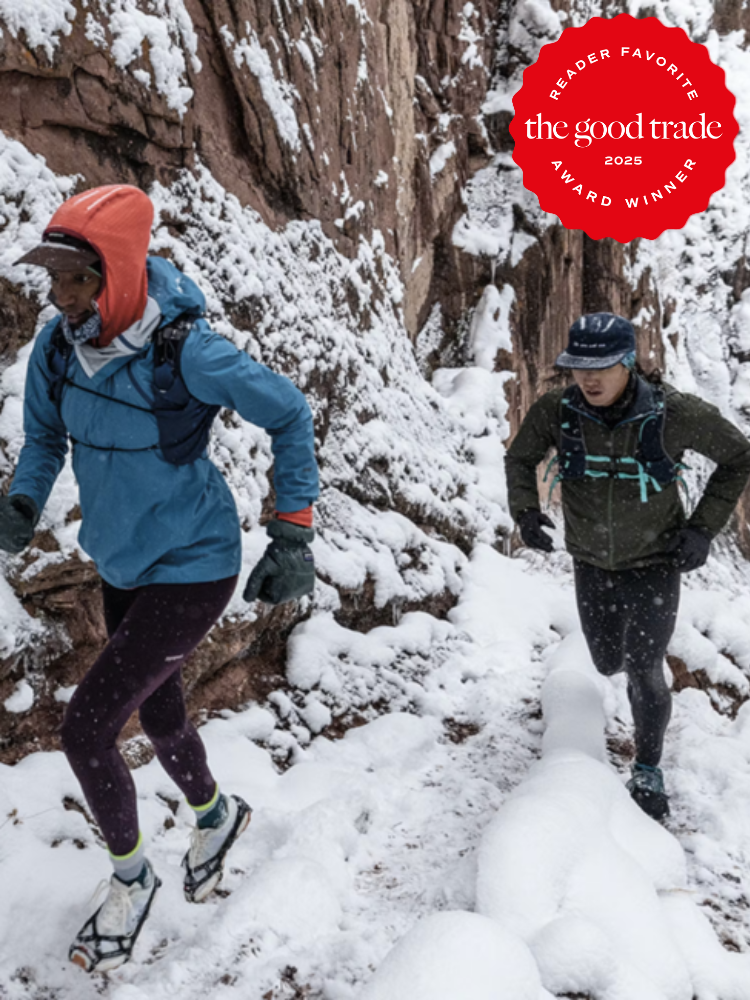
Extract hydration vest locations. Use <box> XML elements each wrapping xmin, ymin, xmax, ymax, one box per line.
<box><xmin>45</xmin><ymin>315</ymin><xmax>221</xmax><ymax>466</ymax></box>
<box><xmin>545</xmin><ymin>382</ymin><xmax>686</xmax><ymax>503</ymax></box>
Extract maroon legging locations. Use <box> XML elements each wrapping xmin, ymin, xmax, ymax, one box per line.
<box><xmin>60</xmin><ymin>575</ymin><xmax>238</xmax><ymax>856</ymax></box>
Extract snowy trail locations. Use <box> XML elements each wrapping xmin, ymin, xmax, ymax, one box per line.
<box><xmin>475</xmin><ymin>635</ymin><xmax>750</xmax><ymax>1000</ymax></box>
<box><xmin>1</xmin><ymin>547</ymin><xmax>750</xmax><ymax>998</ymax></box>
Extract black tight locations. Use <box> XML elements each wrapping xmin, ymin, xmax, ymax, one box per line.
<box><xmin>60</xmin><ymin>576</ymin><xmax>237</xmax><ymax>856</ymax></box>
<box><xmin>574</xmin><ymin>560</ymin><xmax>680</xmax><ymax>767</ymax></box>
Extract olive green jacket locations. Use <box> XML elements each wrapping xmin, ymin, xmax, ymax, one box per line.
<box><xmin>505</xmin><ymin>378</ymin><xmax>750</xmax><ymax>570</ymax></box>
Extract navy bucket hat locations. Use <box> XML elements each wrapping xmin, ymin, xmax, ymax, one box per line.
<box><xmin>555</xmin><ymin>313</ymin><xmax>636</xmax><ymax>370</ymax></box>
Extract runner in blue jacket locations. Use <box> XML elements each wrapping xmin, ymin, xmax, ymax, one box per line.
<box><xmin>1</xmin><ymin>184</ymin><xmax>319</xmax><ymax>973</ymax></box>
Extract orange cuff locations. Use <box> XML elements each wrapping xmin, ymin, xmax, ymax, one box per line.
<box><xmin>276</xmin><ymin>506</ymin><xmax>314</xmax><ymax>528</ymax></box>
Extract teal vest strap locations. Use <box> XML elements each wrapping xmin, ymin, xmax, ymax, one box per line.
<box><xmin>551</xmin><ymin>382</ymin><xmax>681</xmax><ymax>504</ymax></box>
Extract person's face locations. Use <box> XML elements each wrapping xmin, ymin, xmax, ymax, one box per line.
<box><xmin>572</xmin><ymin>362</ymin><xmax>631</xmax><ymax>407</ymax></box>
<box><xmin>48</xmin><ymin>268</ymin><xmax>102</xmax><ymax>328</ymax></box>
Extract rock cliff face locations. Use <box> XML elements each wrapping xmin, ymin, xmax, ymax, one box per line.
<box><xmin>0</xmin><ymin>0</ymin><xmax>495</xmax><ymax>335</ymax></box>
<box><xmin>0</xmin><ymin>0</ymin><xmax>748</xmax><ymax>760</ymax></box>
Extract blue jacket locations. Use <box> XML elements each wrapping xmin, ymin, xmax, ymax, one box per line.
<box><xmin>11</xmin><ymin>258</ymin><xmax>319</xmax><ymax>588</ymax></box>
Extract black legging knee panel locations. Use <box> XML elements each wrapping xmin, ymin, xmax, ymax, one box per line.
<box><xmin>573</xmin><ymin>560</ymin><xmax>680</xmax><ymax>767</ymax></box>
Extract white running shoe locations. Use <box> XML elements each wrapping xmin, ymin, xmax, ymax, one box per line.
<box><xmin>69</xmin><ymin>860</ymin><xmax>161</xmax><ymax>973</ymax></box>
<box><xmin>182</xmin><ymin>794</ymin><xmax>252</xmax><ymax>903</ymax></box>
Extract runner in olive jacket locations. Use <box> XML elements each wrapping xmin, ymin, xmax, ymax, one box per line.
<box><xmin>507</xmin><ymin>375</ymin><xmax>750</xmax><ymax>571</ymax></box>
<box><xmin>505</xmin><ymin>313</ymin><xmax>750</xmax><ymax>820</ymax></box>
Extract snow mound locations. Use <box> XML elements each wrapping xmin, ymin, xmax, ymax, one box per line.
<box><xmin>339</xmin><ymin>711</ymin><xmax>442</xmax><ymax>770</ymax></box>
<box><xmin>213</xmin><ymin>856</ymin><xmax>342</xmax><ymax>946</ymax></box>
<box><xmin>476</xmin><ymin>631</ymin><xmax>750</xmax><ymax>1000</ymax></box>
<box><xmin>359</xmin><ymin>910</ymin><xmax>550</xmax><ymax>1000</ymax></box>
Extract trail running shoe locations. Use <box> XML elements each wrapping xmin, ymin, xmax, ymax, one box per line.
<box><xmin>182</xmin><ymin>794</ymin><xmax>252</xmax><ymax>903</ymax></box>
<box><xmin>627</xmin><ymin>762</ymin><xmax>670</xmax><ymax>821</ymax></box>
<box><xmin>69</xmin><ymin>860</ymin><xmax>161</xmax><ymax>973</ymax></box>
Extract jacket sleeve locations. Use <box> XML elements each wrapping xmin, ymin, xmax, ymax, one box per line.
<box><xmin>9</xmin><ymin>327</ymin><xmax>69</xmax><ymax>514</ymax></box>
<box><xmin>504</xmin><ymin>391</ymin><xmax>560</xmax><ymax>522</ymax></box>
<box><xmin>673</xmin><ymin>392</ymin><xmax>750</xmax><ymax>537</ymax></box>
<box><xmin>180</xmin><ymin>324</ymin><xmax>319</xmax><ymax>513</ymax></box>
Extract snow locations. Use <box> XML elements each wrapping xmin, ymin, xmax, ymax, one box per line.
<box><xmin>296</xmin><ymin>38</ymin><xmax>317</xmax><ymax>83</ymax></box>
<box><xmin>458</xmin><ymin>3</ymin><xmax>487</xmax><ymax>72</ymax></box>
<box><xmin>473</xmin><ymin>599</ymin><xmax>750</xmax><ymax>1000</ymax></box>
<box><xmin>0</xmin><ymin>134</ymin><xmax>77</xmax><ymax>296</ymax></box>
<box><xmin>478</xmin><ymin>639</ymin><xmax>690</xmax><ymax>998</ymax></box>
<box><xmin>453</xmin><ymin>153</ymin><xmax>553</xmax><ymax>263</ymax></box>
<box><xmin>344</xmin><ymin>0</ymin><xmax>371</xmax><ymax>27</ymax></box>
<box><xmin>414</xmin><ymin>302</ymin><xmax>444</xmax><ymax>376</ymax></box>
<box><xmin>468</xmin><ymin>283</ymin><xmax>514</xmax><ymax>370</ymax></box>
<box><xmin>220</xmin><ymin>24</ymin><xmax>302</xmax><ymax>152</ymax></box>
<box><xmin>106</xmin><ymin>0</ymin><xmax>200</xmax><ymax>116</ymax></box>
<box><xmin>431</xmin><ymin>333</ymin><xmax>514</xmax><ymax>526</ymax></box>
<box><xmin>84</xmin><ymin>12</ymin><xmax>106</xmax><ymax>47</ymax></box>
<box><xmin>0</xmin><ymin>0</ymin><xmax>75</xmax><ymax>58</ymax></box>
<box><xmin>433</xmin><ymin>366</ymin><xmax>509</xmax><ymax>437</ymax></box>
<box><xmin>429</xmin><ymin>141</ymin><xmax>456</xmax><ymax>178</ymax></box>
<box><xmin>3</xmin><ymin>679</ymin><xmax>34</xmax><ymax>713</ymax></box>
<box><xmin>0</xmin><ymin>568</ymin><xmax>46</xmax><ymax>659</ymax></box>
<box><xmin>360</xmin><ymin>911</ymin><xmax>549</xmax><ymax>1000</ymax></box>
<box><xmin>54</xmin><ymin>685</ymin><xmax>77</xmax><ymax>704</ymax></box>
<box><xmin>482</xmin><ymin>89</ymin><xmax>516</xmax><ymax>114</ymax></box>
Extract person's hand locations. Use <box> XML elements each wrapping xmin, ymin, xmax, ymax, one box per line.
<box><xmin>243</xmin><ymin>519</ymin><xmax>315</xmax><ymax>605</ymax></box>
<box><xmin>0</xmin><ymin>495</ymin><xmax>39</xmax><ymax>554</ymax></box>
<box><xmin>667</xmin><ymin>526</ymin><xmax>711</xmax><ymax>572</ymax></box>
<box><xmin>517</xmin><ymin>509</ymin><xmax>555</xmax><ymax>552</ymax></box>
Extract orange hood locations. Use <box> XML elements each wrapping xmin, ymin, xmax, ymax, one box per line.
<box><xmin>45</xmin><ymin>185</ymin><xmax>154</xmax><ymax>347</ymax></box>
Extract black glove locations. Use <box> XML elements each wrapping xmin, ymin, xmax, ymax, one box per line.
<box><xmin>243</xmin><ymin>519</ymin><xmax>315</xmax><ymax>605</ymax></box>
<box><xmin>517</xmin><ymin>509</ymin><xmax>555</xmax><ymax>552</ymax></box>
<box><xmin>0</xmin><ymin>494</ymin><xmax>39</xmax><ymax>554</ymax></box>
<box><xmin>667</xmin><ymin>526</ymin><xmax>712</xmax><ymax>572</ymax></box>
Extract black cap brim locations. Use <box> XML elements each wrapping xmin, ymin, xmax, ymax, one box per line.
<box><xmin>14</xmin><ymin>243</ymin><xmax>100</xmax><ymax>271</ymax></box>
<box><xmin>555</xmin><ymin>349</ymin><xmax>630</xmax><ymax>370</ymax></box>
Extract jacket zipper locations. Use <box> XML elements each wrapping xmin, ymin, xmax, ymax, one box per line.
<box><xmin>608</xmin><ymin>424</ymin><xmax>636</xmax><ymax>569</ymax></box>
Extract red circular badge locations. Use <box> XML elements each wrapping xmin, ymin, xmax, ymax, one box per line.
<box><xmin>510</xmin><ymin>14</ymin><xmax>738</xmax><ymax>242</ymax></box>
